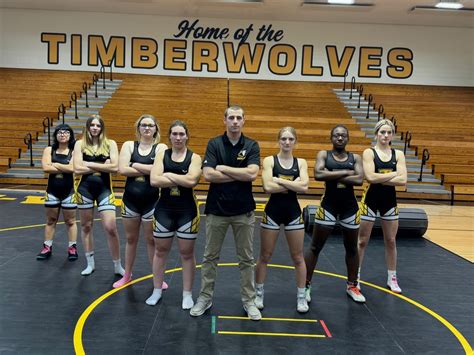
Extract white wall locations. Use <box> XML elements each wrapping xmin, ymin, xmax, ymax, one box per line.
<box><xmin>0</xmin><ymin>8</ymin><xmax>473</xmax><ymax>86</ymax></box>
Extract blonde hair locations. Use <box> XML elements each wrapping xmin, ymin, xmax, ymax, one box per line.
<box><xmin>374</xmin><ymin>119</ymin><xmax>396</xmax><ymax>135</ymax></box>
<box><xmin>278</xmin><ymin>126</ymin><xmax>297</xmax><ymax>141</ymax></box>
<box><xmin>135</xmin><ymin>114</ymin><xmax>160</xmax><ymax>143</ymax></box>
<box><xmin>81</xmin><ymin>114</ymin><xmax>111</xmax><ymax>156</ymax></box>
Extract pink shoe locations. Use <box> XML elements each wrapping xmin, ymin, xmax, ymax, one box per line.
<box><xmin>162</xmin><ymin>281</ymin><xmax>169</xmax><ymax>290</ymax></box>
<box><xmin>113</xmin><ymin>273</ymin><xmax>132</xmax><ymax>289</ymax></box>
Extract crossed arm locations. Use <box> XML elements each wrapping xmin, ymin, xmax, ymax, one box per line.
<box><xmin>41</xmin><ymin>146</ymin><xmax>74</xmax><ymax>174</ymax></box>
<box><xmin>362</xmin><ymin>148</ymin><xmax>407</xmax><ymax>186</ymax></box>
<box><xmin>262</xmin><ymin>156</ymin><xmax>309</xmax><ymax>194</ymax></box>
<box><xmin>118</xmin><ymin>141</ymin><xmax>167</xmax><ymax>177</ymax></box>
<box><xmin>314</xmin><ymin>150</ymin><xmax>364</xmax><ymax>186</ymax></box>
<box><xmin>150</xmin><ymin>152</ymin><xmax>202</xmax><ymax>188</ymax></box>
<box><xmin>73</xmin><ymin>140</ymin><xmax>119</xmax><ymax>175</ymax></box>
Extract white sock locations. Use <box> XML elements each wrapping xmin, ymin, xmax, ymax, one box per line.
<box><xmin>44</xmin><ymin>240</ymin><xmax>53</xmax><ymax>247</ymax></box>
<box><xmin>68</xmin><ymin>241</ymin><xmax>76</xmax><ymax>247</ymax></box>
<box><xmin>388</xmin><ymin>270</ymin><xmax>397</xmax><ymax>279</ymax></box>
<box><xmin>256</xmin><ymin>283</ymin><xmax>264</xmax><ymax>295</ymax></box>
<box><xmin>182</xmin><ymin>291</ymin><xmax>194</xmax><ymax>310</ymax></box>
<box><xmin>113</xmin><ymin>259</ymin><xmax>125</xmax><ymax>276</ymax></box>
<box><xmin>297</xmin><ymin>287</ymin><xmax>306</xmax><ymax>298</ymax></box>
<box><xmin>81</xmin><ymin>252</ymin><xmax>95</xmax><ymax>276</ymax></box>
<box><xmin>146</xmin><ymin>288</ymin><xmax>162</xmax><ymax>306</ymax></box>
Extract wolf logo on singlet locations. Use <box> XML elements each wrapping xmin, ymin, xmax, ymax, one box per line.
<box><xmin>315</xmin><ymin>151</ymin><xmax>360</xmax><ymax>229</ymax></box>
<box><xmin>360</xmin><ymin>148</ymin><xmax>399</xmax><ymax>222</ymax></box>
<box><xmin>76</xmin><ymin>152</ymin><xmax>115</xmax><ymax>211</ymax></box>
<box><xmin>153</xmin><ymin>149</ymin><xmax>200</xmax><ymax>239</ymax></box>
<box><xmin>45</xmin><ymin>149</ymin><xmax>77</xmax><ymax>209</ymax></box>
<box><xmin>121</xmin><ymin>142</ymin><xmax>159</xmax><ymax>221</ymax></box>
<box><xmin>261</xmin><ymin>156</ymin><xmax>304</xmax><ymax>231</ymax></box>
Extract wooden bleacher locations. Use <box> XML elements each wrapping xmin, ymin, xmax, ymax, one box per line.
<box><xmin>0</xmin><ymin>68</ymin><xmax>94</xmax><ymax>172</ymax></box>
<box><xmin>361</xmin><ymin>83</ymin><xmax>474</xmax><ymax>200</ymax></box>
<box><xmin>0</xmin><ymin>69</ymin><xmax>472</xmax><ymax>201</ymax></box>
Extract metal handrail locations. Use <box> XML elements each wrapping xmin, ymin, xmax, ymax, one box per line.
<box><xmin>418</xmin><ymin>148</ymin><xmax>430</xmax><ymax>182</ymax></box>
<box><xmin>349</xmin><ymin>77</ymin><xmax>356</xmax><ymax>100</ymax></box>
<box><xmin>23</xmin><ymin>133</ymin><xmax>34</xmax><ymax>167</ymax></box>
<box><xmin>42</xmin><ymin>117</ymin><xmax>52</xmax><ymax>146</ymax></box>
<box><xmin>342</xmin><ymin>70</ymin><xmax>348</xmax><ymax>91</ymax></box>
<box><xmin>357</xmin><ymin>85</ymin><xmax>364</xmax><ymax>108</ymax></box>
<box><xmin>108</xmin><ymin>60</ymin><xmax>113</xmax><ymax>82</ymax></box>
<box><xmin>100</xmin><ymin>66</ymin><xmax>106</xmax><ymax>89</ymax></box>
<box><xmin>92</xmin><ymin>74</ymin><xmax>99</xmax><ymax>98</ymax></box>
<box><xmin>58</xmin><ymin>103</ymin><xmax>66</xmax><ymax>124</ymax></box>
<box><xmin>82</xmin><ymin>82</ymin><xmax>89</xmax><ymax>108</ymax></box>
<box><xmin>450</xmin><ymin>184</ymin><xmax>454</xmax><ymax>206</ymax></box>
<box><xmin>403</xmin><ymin>131</ymin><xmax>412</xmax><ymax>154</ymax></box>
<box><xmin>366</xmin><ymin>94</ymin><xmax>373</xmax><ymax>119</ymax></box>
<box><xmin>377</xmin><ymin>104</ymin><xmax>384</xmax><ymax>121</ymax></box>
<box><xmin>71</xmin><ymin>92</ymin><xmax>78</xmax><ymax>119</ymax></box>
<box><xmin>390</xmin><ymin>116</ymin><xmax>397</xmax><ymax>133</ymax></box>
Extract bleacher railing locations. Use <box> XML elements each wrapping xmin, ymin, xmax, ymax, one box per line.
<box><xmin>350</xmin><ymin>77</ymin><xmax>356</xmax><ymax>99</ymax></box>
<box><xmin>42</xmin><ymin>117</ymin><xmax>52</xmax><ymax>146</ymax></box>
<box><xmin>23</xmin><ymin>133</ymin><xmax>34</xmax><ymax>167</ymax></box>
<box><xmin>402</xmin><ymin>131</ymin><xmax>412</xmax><ymax>154</ymax></box>
<box><xmin>342</xmin><ymin>70</ymin><xmax>349</xmax><ymax>91</ymax></box>
<box><xmin>365</xmin><ymin>94</ymin><xmax>373</xmax><ymax>119</ymax></box>
<box><xmin>418</xmin><ymin>148</ymin><xmax>430</xmax><ymax>182</ymax></box>
<box><xmin>71</xmin><ymin>92</ymin><xmax>78</xmax><ymax>119</ymax></box>
<box><xmin>82</xmin><ymin>82</ymin><xmax>89</xmax><ymax>108</ymax></box>
<box><xmin>357</xmin><ymin>85</ymin><xmax>363</xmax><ymax>108</ymax></box>
<box><xmin>58</xmin><ymin>103</ymin><xmax>66</xmax><ymax>125</ymax></box>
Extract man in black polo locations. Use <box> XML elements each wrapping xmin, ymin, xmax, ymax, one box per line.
<box><xmin>190</xmin><ymin>105</ymin><xmax>261</xmax><ymax>321</ymax></box>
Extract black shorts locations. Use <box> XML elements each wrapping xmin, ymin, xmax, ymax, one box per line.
<box><xmin>44</xmin><ymin>190</ymin><xmax>77</xmax><ymax>209</ymax></box>
<box><xmin>121</xmin><ymin>189</ymin><xmax>159</xmax><ymax>221</ymax></box>
<box><xmin>360</xmin><ymin>185</ymin><xmax>398</xmax><ymax>222</ymax></box>
<box><xmin>153</xmin><ymin>205</ymin><xmax>200</xmax><ymax>239</ymax></box>
<box><xmin>314</xmin><ymin>195</ymin><xmax>360</xmax><ymax>230</ymax></box>
<box><xmin>261</xmin><ymin>201</ymin><xmax>304</xmax><ymax>231</ymax></box>
<box><xmin>76</xmin><ymin>174</ymin><xmax>115</xmax><ymax>212</ymax></box>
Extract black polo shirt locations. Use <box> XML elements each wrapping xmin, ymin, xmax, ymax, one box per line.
<box><xmin>203</xmin><ymin>132</ymin><xmax>260</xmax><ymax>216</ymax></box>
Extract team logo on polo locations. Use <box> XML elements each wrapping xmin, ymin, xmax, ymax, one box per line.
<box><xmin>237</xmin><ymin>149</ymin><xmax>247</xmax><ymax>160</ymax></box>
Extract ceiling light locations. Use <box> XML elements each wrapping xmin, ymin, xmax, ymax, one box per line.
<box><xmin>435</xmin><ymin>1</ymin><xmax>464</xmax><ymax>9</ymax></box>
<box><xmin>328</xmin><ymin>0</ymin><xmax>355</xmax><ymax>4</ymax></box>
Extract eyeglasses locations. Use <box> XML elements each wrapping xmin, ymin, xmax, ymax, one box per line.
<box><xmin>140</xmin><ymin>123</ymin><xmax>156</xmax><ymax>128</ymax></box>
<box><xmin>58</xmin><ymin>130</ymin><xmax>71</xmax><ymax>136</ymax></box>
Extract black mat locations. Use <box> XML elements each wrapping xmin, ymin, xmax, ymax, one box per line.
<box><xmin>0</xmin><ymin>190</ymin><xmax>472</xmax><ymax>354</ymax></box>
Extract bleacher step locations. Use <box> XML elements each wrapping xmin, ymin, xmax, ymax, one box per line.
<box><xmin>2</xmin><ymin>170</ymin><xmax>45</xmax><ymax>178</ymax></box>
<box><xmin>406</xmin><ymin>184</ymin><xmax>450</xmax><ymax>194</ymax></box>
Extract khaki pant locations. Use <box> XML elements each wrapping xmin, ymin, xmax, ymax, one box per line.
<box><xmin>199</xmin><ymin>212</ymin><xmax>256</xmax><ymax>305</ymax></box>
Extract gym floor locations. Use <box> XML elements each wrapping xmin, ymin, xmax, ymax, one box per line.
<box><xmin>0</xmin><ymin>190</ymin><xmax>472</xmax><ymax>354</ymax></box>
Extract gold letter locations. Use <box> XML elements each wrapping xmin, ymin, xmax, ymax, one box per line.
<box><xmin>359</xmin><ymin>47</ymin><xmax>382</xmax><ymax>78</ymax></box>
<box><xmin>302</xmin><ymin>45</ymin><xmax>323</xmax><ymax>76</ymax></box>
<box><xmin>41</xmin><ymin>33</ymin><xmax>66</xmax><ymax>64</ymax></box>
<box><xmin>88</xmin><ymin>35</ymin><xmax>125</xmax><ymax>67</ymax></box>
<box><xmin>132</xmin><ymin>38</ymin><xmax>158</xmax><ymax>69</ymax></box>
<box><xmin>326</xmin><ymin>45</ymin><xmax>355</xmax><ymax>76</ymax></box>
<box><xmin>164</xmin><ymin>39</ymin><xmax>186</xmax><ymax>71</ymax></box>
<box><xmin>268</xmin><ymin>45</ymin><xmax>296</xmax><ymax>75</ymax></box>
<box><xmin>192</xmin><ymin>41</ymin><xmax>218</xmax><ymax>72</ymax></box>
<box><xmin>223</xmin><ymin>42</ymin><xmax>265</xmax><ymax>73</ymax></box>
<box><xmin>387</xmin><ymin>48</ymin><xmax>413</xmax><ymax>79</ymax></box>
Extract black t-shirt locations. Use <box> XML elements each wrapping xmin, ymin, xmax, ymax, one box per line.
<box><xmin>203</xmin><ymin>132</ymin><xmax>260</xmax><ymax>216</ymax></box>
